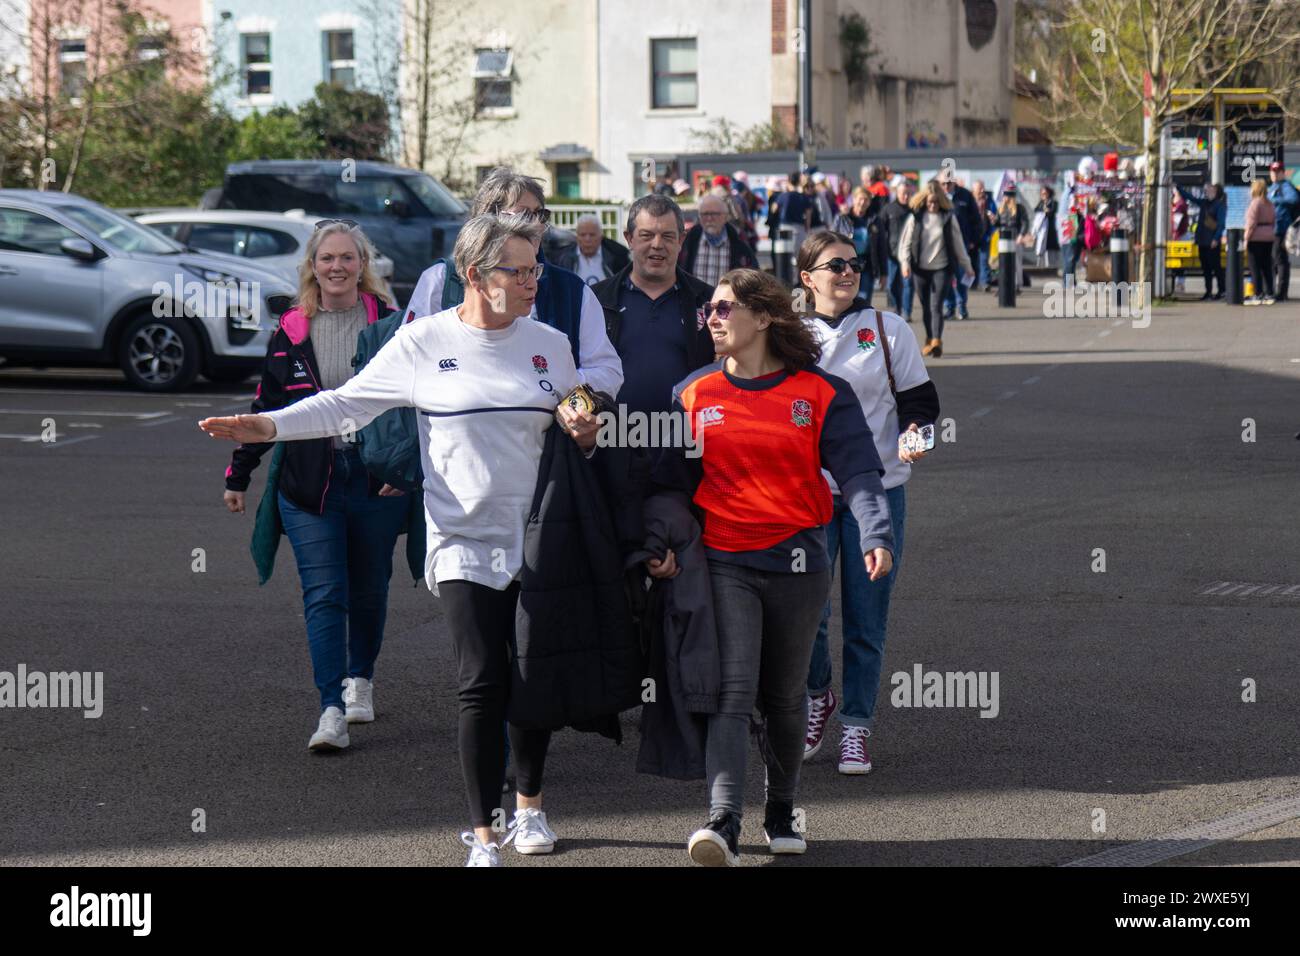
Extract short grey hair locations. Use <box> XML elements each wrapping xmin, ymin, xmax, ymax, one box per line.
<box><xmin>625</xmin><ymin>193</ymin><xmax>684</xmax><ymax>236</ymax></box>
<box><xmin>574</xmin><ymin>213</ymin><xmax>602</xmax><ymax>229</ymax></box>
<box><xmin>453</xmin><ymin>213</ymin><xmax>546</xmax><ymax>283</ymax></box>
<box><xmin>471</xmin><ymin>166</ymin><xmax>547</xmax><ymax>216</ymax></box>
<box><xmin>861</xmin><ymin>164</ymin><xmax>878</xmax><ymax>181</ymax></box>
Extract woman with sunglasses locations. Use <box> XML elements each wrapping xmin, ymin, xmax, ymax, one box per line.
<box><xmin>795</xmin><ymin>230</ymin><xmax>940</xmax><ymax>776</ymax></box>
<box><xmin>219</xmin><ymin>221</ymin><xmax>415</xmax><ymax>752</ymax></box>
<box><xmin>898</xmin><ymin>181</ymin><xmax>972</xmax><ymax>358</ymax></box>
<box><xmin>648</xmin><ymin>268</ymin><xmax>895</xmax><ymax>865</ymax></box>
<box><xmin>203</xmin><ymin>215</ymin><xmax>602</xmax><ymax>866</ymax></box>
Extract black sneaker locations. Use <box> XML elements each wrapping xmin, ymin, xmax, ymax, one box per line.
<box><xmin>688</xmin><ymin>811</ymin><xmax>741</xmax><ymax>866</ymax></box>
<box><xmin>762</xmin><ymin>800</ymin><xmax>807</xmax><ymax>855</ymax></box>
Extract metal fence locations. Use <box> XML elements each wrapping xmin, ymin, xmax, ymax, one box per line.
<box><xmin>547</xmin><ymin>204</ymin><xmax>626</xmax><ymax>240</ymax></box>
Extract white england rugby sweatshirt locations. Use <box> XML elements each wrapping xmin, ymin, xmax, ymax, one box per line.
<box><xmin>264</xmin><ymin>308</ymin><xmax>577</xmax><ymax>591</ymax></box>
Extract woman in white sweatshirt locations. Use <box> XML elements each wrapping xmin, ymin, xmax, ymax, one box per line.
<box><xmin>899</xmin><ymin>181</ymin><xmax>972</xmax><ymax>358</ymax></box>
<box><xmin>199</xmin><ymin>214</ymin><xmax>601</xmax><ymax>867</ymax></box>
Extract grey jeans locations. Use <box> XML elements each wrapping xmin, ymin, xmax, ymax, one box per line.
<box><xmin>706</xmin><ymin>561</ymin><xmax>831</xmax><ymax>817</ymax></box>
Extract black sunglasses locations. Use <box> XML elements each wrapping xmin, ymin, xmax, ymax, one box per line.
<box><xmin>701</xmin><ymin>299</ymin><xmax>738</xmax><ymax>320</ymax></box>
<box><xmin>808</xmin><ymin>256</ymin><xmax>867</xmax><ymax>276</ymax></box>
<box><xmin>314</xmin><ymin>218</ymin><xmax>359</xmax><ymax>230</ymax></box>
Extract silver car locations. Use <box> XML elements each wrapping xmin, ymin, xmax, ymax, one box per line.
<box><xmin>134</xmin><ymin>209</ymin><xmax>396</xmax><ymax>298</ymax></box>
<box><xmin>0</xmin><ymin>190</ymin><xmax>294</xmax><ymax>391</ymax></box>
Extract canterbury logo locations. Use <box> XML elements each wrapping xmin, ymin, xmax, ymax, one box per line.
<box><xmin>697</xmin><ymin>405</ymin><xmax>725</xmax><ymax>426</ymax></box>
<box><xmin>438</xmin><ymin>358</ymin><xmax>459</xmax><ymax>371</ymax></box>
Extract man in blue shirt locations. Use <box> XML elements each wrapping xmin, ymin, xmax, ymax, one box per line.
<box><xmin>593</xmin><ymin>194</ymin><xmax>716</xmax><ymax>417</ymax></box>
<box><xmin>1267</xmin><ymin>162</ymin><xmax>1299</xmax><ymax>302</ymax></box>
<box><xmin>1177</xmin><ymin>183</ymin><xmax>1227</xmax><ymax>300</ymax></box>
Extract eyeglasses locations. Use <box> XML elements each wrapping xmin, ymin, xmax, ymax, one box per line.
<box><xmin>506</xmin><ymin>207</ymin><xmax>552</xmax><ymax>225</ymax></box>
<box><xmin>701</xmin><ymin>300</ymin><xmax>742</xmax><ymax>321</ymax></box>
<box><xmin>808</xmin><ymin>256</ymin><xmax>867</xmax><ymax>276</ymax></box>
<box><xmin>314</xmin><ymin>218</ymin><xmax>359</xmax><ymax>230</ymax></box>
<box><xmin>494</xmin><ymin>263</ymin><xmax>545</xmax><ymax>284</ymax></box>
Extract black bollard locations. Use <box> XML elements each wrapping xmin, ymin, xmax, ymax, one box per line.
<box><xmin>1225</xmin><ymin>229</ymin><xmax>1243</xmax><ymax>305</ymax></box>
<box><xmin>1110</xmin><ymin>227</ymin><xmax>1128</xmax><ymax>285</ymax></box>
<box><xmin>998</xmin><ymin>226</ymin><xmax>1016</xmax><ymax>307</ymax></box>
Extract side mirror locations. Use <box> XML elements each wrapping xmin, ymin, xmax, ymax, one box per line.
<box><xmin>60</xmin><ymin>237</ymin><xmax>98</xmax><ymax>261</ymax></box>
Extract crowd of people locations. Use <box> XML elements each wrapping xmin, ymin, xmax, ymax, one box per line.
<box><xmin>197</xmin><ymin>166</ymin><xmax>942</xmax><ymax>867</ymax></box>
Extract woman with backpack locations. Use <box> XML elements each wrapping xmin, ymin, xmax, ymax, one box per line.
<box><xmin>795</xmin><ymin>231</ymin><xmax>940</xmax><ymax>776</ymax></box>
<box><xmin>898</xmin><ymin>181</ymin><xmax>972</xmax><ymax>358</ymax></box>
<box><xmin>218</xmin><ymin>221</ymin><xmax>418</xmax><ymax>752</ymax></box>
<box><xmin>647</xmin><ymin>267</ymin><xmax>896</xmax><ymax>865</ymax></box>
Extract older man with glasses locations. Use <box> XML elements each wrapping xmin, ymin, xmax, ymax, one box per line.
<box><xmin>401</xmin><ymin>166</ymin><xmax>623</xmax><ymax>400</ymax></box>
<box><xmin>679</xmin><ymin>194</ymin><xmax>758</xmax><ymax>287</ymax></box>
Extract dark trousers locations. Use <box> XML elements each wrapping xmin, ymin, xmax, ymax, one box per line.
<box><xmin>439</xmin><ymin>579</ymin><xmax>552</xmax><ymax>828</ymax></box>
<box><xmin>914</xmin><ymin>265</ymin><xmax>952</xmax><ymax>341</ymax></box>
<box><xmin>1248</xmin><ymin>240</ymin><xmax>1275</xmax><ymax>298</ymax></box>
<box><xmin>1198</xmin><ymin>243</ymin><xmax>1225</xmax><ymax>296</ymax></box>
<box><xmin>1272</xmin><ymin>235</ymin><xmax>1291</xmax><ymax>300</ymax></box>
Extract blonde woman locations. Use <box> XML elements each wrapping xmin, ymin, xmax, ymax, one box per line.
<box><xmin>899</xmin><ymin>182</ymin><xmax>971</xmax><ymax>357</ymax></box>
<box><xmin>219</xmin><ymin>221</ymin><xmax>416</xmax><ymax>752</ymax></box>
<box><xmin>1244</xmin><ymin>178</ymin><xmax>1277</xmax><ymax>305</ymax></box>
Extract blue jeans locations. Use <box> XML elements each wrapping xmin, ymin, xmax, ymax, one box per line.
<box><xmin>942</xmin><ymin>261</ymin><xmax>970</xmax><ymax>314</ymax></box>
<box><xmin>1062</xmin><ymin>241</ymin><xmax>1081</xmax><ymax>284</ymax></box>
<box><xmin>807</xmin><ymin>484</ymin><xmax>907</xmax><ymax>728</ymax></box>
<box><xmin>977</xmin><ymin>239</ymin><xmax>992</xmax><ymax>287</ymax></box>
<box><xmin>887</xmin><ymin>258</ymin><xmax>913</xmax><ymax>317</ymax></box>
<box><xmin>278</xmin><ymin>447</ymin><xmax>410</xmax><ymax>712</ymax></box>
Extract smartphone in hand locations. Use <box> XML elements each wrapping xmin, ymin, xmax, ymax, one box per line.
<box><xmin>899</xmin><ymin>424</ymin><xmax>935</xmax><ymax>456</ymax></box>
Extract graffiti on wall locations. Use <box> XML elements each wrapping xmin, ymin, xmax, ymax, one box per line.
<box><xmin>906</xmin><ymin>121</ymin><xmax>949</xmax><ymax>150</ymax></box>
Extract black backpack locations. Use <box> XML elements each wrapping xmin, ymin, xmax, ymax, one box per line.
<box><xmin>351</xmin><ymin>313</ymin><xmax>423</xmax><ymax>492</ymax></box>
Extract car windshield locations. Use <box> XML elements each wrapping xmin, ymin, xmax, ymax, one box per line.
<box><xmin>60</xmin><ymin>204</ymin><xmax>182</xmax><ymax>254</ymax></box>
<box><xmin>403</xmin><ymin>174</ymin><xmax>468</xmax><ymax>217</ymax></box>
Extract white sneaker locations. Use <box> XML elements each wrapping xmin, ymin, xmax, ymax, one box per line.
<box><xmin>501</xmin><ymin>807</ymin><xmax>557</xmax><ymax>855</ymax></box>
<box><xmin>341</xmin><ymin>677</ymin><xmax>374</xmax><ymax>723</ymax></box>
<box><xmin>307</xmin><ymin>706</ymin><xmax>349</xmax><ymax>751</ymax></box>
<box><xmin>461</xmin><ymin>831</ymin><xmax>502</xmax><ymax>867</ymax></box>
<box><xmin>1262</xmin><ymin>296</ymin><xmax>1276</xmax><ymax>305</ymax></box>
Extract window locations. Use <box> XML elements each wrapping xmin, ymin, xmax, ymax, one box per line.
<box><xmin>651</xmin><ymin>38</ymin><xmax>697</xmax><ymax>109</ymax></box>
<box><xmin>325</xmin><ymin>30</ymin><xmax>355</xmax><ymax>89</ymax></box>
<box><xmin>472</xmin><ymin>48</ymin><xmax>513</xmax><ymax>114</ymax></box>
<box><xmin>137</xmin><ymin>36</ymin><xmax>165</xmax><ymax>61</ymax></box>
<box><xmin>335</xmin><ymin>178</ymin><xmax>417</xmax><ymax>217</ymax></box>
<box><xmin>224</xmin><ymin>173</ymin><xmax>336</xmax><ymax>215</ymax></box>
<box><xmin>241</xmin><ymin>33</ymin><xmax>271</xmax><ymax>97</ymax></box>
<box><xmin>58</xmin><ymin>39</ymin><xmax>87</xmax><ymax>99</ymax></box>
<box><xmin>146</xmin><ymin>222</ymin><xmax>185</xmax><ymax>239</ymax></box>
<box><xmin>187</xmin><ymin>223</ymin><xmax>299</xmax><ymax>258</ymax></box>
<box><xmin>554</xmin><ymin>163</ymin><xmax>580</xmax><ymax>200</ymax></box>
<box><xmin>0</xmin><ymin>208</ymin><xmax>81</xmax><ymax>256</ymax></box>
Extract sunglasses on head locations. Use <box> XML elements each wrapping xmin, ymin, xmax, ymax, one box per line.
<box><xmin>314</xmin><ymin>218</ymin><xmax>359</xmax><ymax>230</ymax></box>
<box><xmin>701</xmin><ymin>299</ymin><xmax>739</xmax><ymax>320</ymax></box>
<box><xmin>507</xmin><ymin>207</ymin><xmax>552</xmax><ymax>225</ymax></box>
<box><xmin>808</xmin><ymin>256</ymin><xmax>867</xmax><ymax>276</ymax></box>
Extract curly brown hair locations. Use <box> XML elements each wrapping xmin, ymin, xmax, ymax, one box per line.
<box><xmin>716</xmin><ymin>268</ymin><xmax>821</xmax><ymax>372</ymax></box>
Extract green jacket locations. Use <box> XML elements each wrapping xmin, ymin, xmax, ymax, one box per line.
<box><xmin>249</xmin><ymin>443</ymin><xmax>426</xmax><ymax>586</ymax></box>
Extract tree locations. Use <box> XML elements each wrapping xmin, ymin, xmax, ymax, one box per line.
<box><xmin>690</xmin><ymin>118</ymin><xmax>799</xmax><ymax>153</ymax></box>
<box><xmin>1020</xmin><ymin>0</ymin><xmax>1300</xmax><ymax>301</ymax></box>
<box><xmin>298</xmin><ymin>82</ymin><xmax>391</xmax><ymax>161</ymax></box>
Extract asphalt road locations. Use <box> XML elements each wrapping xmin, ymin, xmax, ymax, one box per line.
<box><xmin>2</xmin><ymin>286</ymin><xmax>1298</xmax><ymax>867</ymax></box>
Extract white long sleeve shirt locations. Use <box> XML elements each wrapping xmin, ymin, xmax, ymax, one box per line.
<box><xmin>403</xmin><ymin>260</ymin><xmax>623</xmax><ymax>398</ymax></box>
<box><xmin>264</xmin><ymin>308</ymin><xmax>578</xmax><ymax>592</ymax></box>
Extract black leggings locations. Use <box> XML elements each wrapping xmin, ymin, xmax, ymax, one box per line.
<box><xmin>439</xmin><ymin>579</ymin><xmax>552</xmax><ymax>828</ymax></box>
<box><xmin>914</xmin><ymin>265</ymin><xmax>952</xmax><ymax>341</ymax></box>
<box><xmin>1248</xmin><ymin>240</ymin><xmax>1275</xmax><ymax>298</ymax></box>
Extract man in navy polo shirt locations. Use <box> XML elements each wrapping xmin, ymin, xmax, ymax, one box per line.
<box><xmin>593</xmin><ymin>194</ymin><xmax>716</xmax><ymax>417</ymax></box>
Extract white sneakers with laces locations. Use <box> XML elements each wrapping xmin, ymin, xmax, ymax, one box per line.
<box><xmin>307</xmin><ymin>706</ymin><xmax>349</xmax><ymax>752</ymax></box>
<box><xmin>341</xmin><ymin>677</ymin><xmax>375</xmax><ymax>723</ymax></box>
<box><xmin>462</xmin><ymin>831</ymin><xmax>501</xmax><ymax>867</ymax></box>
<box><xmin>501</xmin><ymin>807</ymin><xmax>558</xmax><ymax>855</ymax></box>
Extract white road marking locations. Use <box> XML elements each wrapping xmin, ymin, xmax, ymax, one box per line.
<box><xmin>1022</xmin><ymin>376</ymin><xmax>1041</xmax><ymax>386</ymax></box>
<box><xmin>0</xmin><ymin>432</ymin><xmax>44</xmax><ymax>442</ymax></box>
<box><xmin>174</xmin><ymin>401</ymin><xmax>215</xmax><ymax>407</ymax></box>
<box><xmin>42</xmin><ymin>435</ymin><xmax>99</xmax><ymax>448</ymax></box>
<box><xmin>998</xmin><ymin>390</ymin><xmax>1018</xmax><ymax>401</ymax></box>
<box><xmin>139</xmin><ymin>415</ymin><xmax>184</xmax><ymax>428</ymax></box>
<box><xmin>1063</xmin><ymin>792</ymin><xmax>1300</xmax><ymax>867</ymax></box>
<box><xmin>1043</xmin><ymin>364</ymin><xmax>1060</xmax><ymax>373</ymax></box>
<box><xmin>0</xmin><ymin>407</ymin><xmax>168</xmax><ymax>419</ymax></box>
<box><xmin>971</xmin><ymin>407</ymin><xmax>993</xmax><ymax>418</ymax></box>
<box><xmin>1098</xmin><ymin>329</ymin><xmax>1112</xmax><ymax>338</ymax></box>
<box><xmin>68</xmin><ymin>423</ymin><xmax>103</xmax><ymax>429</ymax></box>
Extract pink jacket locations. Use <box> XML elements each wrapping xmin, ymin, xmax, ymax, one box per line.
<box><xmin>1245</xmin><ymin>197</ymin><xmax>1276</xmax><ymax>243</ymax></box>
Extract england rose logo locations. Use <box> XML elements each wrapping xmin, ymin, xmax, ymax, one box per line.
<box><xmin>532</xmin><ymin>354</ymin><xmax>548</xmax><ymax>374</ymax></box>
<box><xmin>791</xmin><ymin>399</ymin><xmax>813</xmax><ymax>427</ymax></box>
<box><xmin>857</xmin><ymin>328</ymin><xmax>877</xmax><ymax>351</ymax></box>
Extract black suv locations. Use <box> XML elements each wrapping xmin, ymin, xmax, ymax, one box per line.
<box><xmin>206</xmin><ymin>161</ymin><xmax>467</xmax><ymax>304</ymax></box>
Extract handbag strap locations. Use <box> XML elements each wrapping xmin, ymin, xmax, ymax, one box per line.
<box><xmin>872</xmin><ymin>309</ymin><xmax>897</xmax><ymax>399</ymax></box>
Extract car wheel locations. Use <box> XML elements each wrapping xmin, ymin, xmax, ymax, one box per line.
<box><xmin>118</xmin><ymin>313</ymin><xmax>201</xmax><ymax>392</ymax></box>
